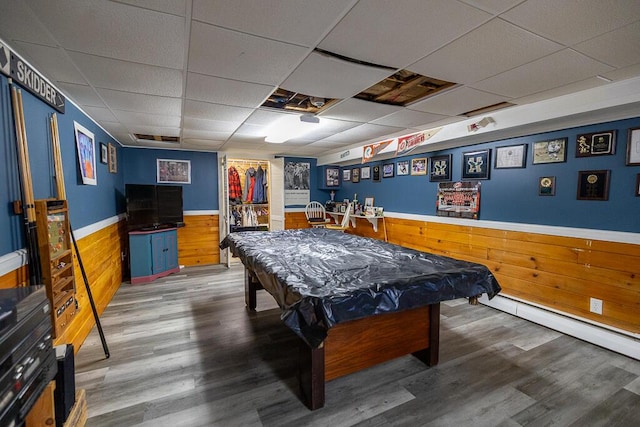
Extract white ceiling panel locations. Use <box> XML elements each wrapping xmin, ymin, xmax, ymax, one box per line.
<box><xmin>502</xmin><ymin>0</ymin><xmax>640</xmax><ymax>46</ymax></box>
<box><xmin>319</xmin><ymin>98</ymin><xmax>402</xmax><ymax>122</ymax></box>
<box><xmin>98</xmin><ymin>89</ymin><xmax>182</xmax><ymax>117</ymax></box>
<box><xmin>281</xmin><ymin>51</ymin><xmax>394</xmax><ymax>99</ymax></box>
<box><xmin>471</xmin><ymin>49</ymin><xmax>615</xmax><ymax>98</ymax></box>
<box><xmin>116</xmin><ymin>0</ymin><xmax>187</xmax><ymax>16</ymax></box>
<box><xmin>574</xmin><ymin>21</ymin><xmax>640</xmax><ymax>68</ymax></box>
<box><xmin>193</xmin><ymin>0</ymin><xmax>352</xmax><ymax>46</ymax></box>
<box><xmin>182</xmin><ymin>117</ymin><xmax>240</xmax><ymax>133</ymax></box>
<box><xmin>186</xmin><ymin>73</ymin><xmax>275</xmax><ymax>107</ymax></box>
<box><xmin>13</xmin><ymin>42</ymin><xmax>87</xmax><ymax>85</ymax></box>
<box><xmin>183</xmin><ymin>100</ymin><xmax>254</xmax><ymax>122</ymax></box>
<box><xmin>26</xmin><ymin>0</ymin><xmax>186</xmax><ymax>68</ymax></box>
<box><xmin>372</xmin><ymin>110</ymin><xmax>451</xmax><ymax>129</ymax></box>
<box><xmin>408</xmin><ymin>19</ymin><xmax>563</xmax><ymax>84</ymax></box>
<box><xmin>458</xmin><ymin>0</ymin><xmax>524</xmax><ymax>15</ymax></box>
<box><xmin>67</xmin><ymin>52</ymin><xmax>183</xmax><ymax>96</ymax></box>
<box><xmin>409</xmin><ymin>86</ymin><xmax>509</xmax><ymax>116</ymax></box>
<box><xmin>188</xmin><ymin>21</ymin><xmax>309</xmax><ymax>85</ymax></box>
<box><xmin>82</xmin><ymin>106</ymin><xmax>118</xmax><ymax>123</ymax></box>
<box><xmin>113</xmin><ymin>110</ymin><xmax>181</xmax><ymax>128</ymax></box>
<box><xmin>57</xmin><ymin>83</ymin><xmax>106</xmax><ymax>108</ymax></box>
<box><xmin>319</xmin><ymin>0</ymin><xmax>491</xmax><ymax>68</ymax></box>
<box><xmin>0</xmin><ymin>1</ymin><xmax>638</xmax><ymax>155</ymax></box>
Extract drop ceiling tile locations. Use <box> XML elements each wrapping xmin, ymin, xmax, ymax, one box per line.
<box><xmin>502</xmin><ymin>0</ymin><xmax>640</xmax><ymax>46</ymax></box>
<box><xmin>511</xmin><ymin>77</ymin><xmax>607</xmax><ymax>105</ymax></box>
<box><xmin>67</xmin><ymin>52</ymin><xmax>183</xmax><ymax>96</ymax></box>
<box><xmin>601</xmin><ymin>63</ymin><xmax>640</xmax><ymax>82</ymax></box>
<box><xmin>458</xmin><ymin>0</ymin><xmax>524</xmax><ymax>14</ymax></box>
<box><xmin>408</xmin><ymin>19</ymin><xmax>563</xmax><ymax>84</ymax></box>
<box><xmin>57</xmin><ymin>83</ymin><xmax>106</xmax><ymax>108</ymax></box>
<box><xmin>97</xmin><ymin>89</ymin><xmax>182</xmax><ymax>116</ymax></box>
<box><xmin>27</xmin><ymin>0</ymin><xmax>185</xmax><ymax>68</ymax></box>
<box><xmin>182</xmin><ymin>139</ymin><xmax>226</xmax><ymax>150</ymax></box>
<box><xmin>82</xmin><ymin>106</ymin><xmax>118</xmax><ymax>123</ymax></box>
<box><xmin>183</xmin><ymin>100</ymin><xmax>254</xmax><ymax>122</ymax></box>
<box><xmin>323</xmin><ymin>123</ymin><xmax>404</xmax><ymax>144</ymax></box>
<box><xmin>281</xmin><ymin>51</ymin><xmax>394</xmax><ymax>99</ymax></box>
<box><xmin>319</xmin><ymin>0</ymin><xmax>491</xmax><ymax>68</ymax></box>
<box><xmin>188</xmin><ymin>21</ymin><xmax>309</xmax><ymax>85</ymax></box>
<box><xmin>182</xmin><ymin>129</ymin><xmax>234</xmax><ymax>140</ymax></box>
<box><xmin>116</xmin><ymin>0</ymin><xmax>187</xmax><ymax>16</ymax></box>
<box><xmin>244</xmin><ymin>109</ymin><xmax>294</xmax><ymax>125</ymax></box>
<box><xmin>0</xmin><ymin>1</ymin><xmax>57</xmax><ymax>46</ymax></box>
<box><xmin>574</xmin><ymin>21</ymin><xmax>640</xmax><ymax>68</ymax></box>
<box><xmin>182</xmin><ymin>117</ymin><xmax>240</xmax><ymax>133</ymax></box>
<box><xmin>409</xmin><ymin>86</ymin><xmax>510</xmax><ymax>116</ymax></box>
<box><xmin>193</xmin><ymin>0</ymin><xmax>351</xmax><ymax>46</ymax></box>
<box><xmin>471</xmin><ymin>49</ymin><xmax>614</xmax><ymax>98</ymax></box>
<box><xmin>372</xmin><ymin>109</ymin><xmax>450</xmax><ymax>128</ymax></box>
<box><xmin>319</xmin><ymin>98</ymin><xmax>402</xmax><ymax>122</ymax></box>
<box><xmin>113</xmin><ymin>110</ymin><xmax>181</xmax><ymax>128</ymax></box>
<box><xmin>13</xmin><ymin>42</ymin><xmax>86</xmax><ymax>85</ymax></box>
<box><xmin>186</xmin><ymin>73</ymin><xmax>275</xmax><ymax>107</ymax></box>
<box><xmin>126</xmin><ymin>125</ymin><xmax>180</xmax><ymax>137</ymax></box>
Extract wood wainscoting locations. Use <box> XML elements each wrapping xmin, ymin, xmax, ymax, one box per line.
<box><xmin>381</xmin><ymin>217</ymin><xmax>639</xmax><ymax>335</ymax></box>
<box><xmin>56</xmin><ymin>219</ymin><xmax>128</xmax><ymax>351</ymax></box>
<box><xmin>285</xmin><ymin>211</ymin><xmax>309</xmax><ymax>229</ymax></box>
<box><xmin>177</xmin><ymin>214</ymin><xmax>220</xmax><ymax>266</ymax></box>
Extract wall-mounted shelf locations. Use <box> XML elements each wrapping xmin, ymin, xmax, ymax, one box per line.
<box><xmin>327</xmin><ymin>212</ymin><xmax>383</xmax><ymax>232</ymax></box>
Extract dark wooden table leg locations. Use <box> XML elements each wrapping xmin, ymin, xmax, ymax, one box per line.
<box><xmin>244</xmin><ymin>268</ymin><xmax>258</xmax><ymax>311</ymax></box>
<box><xmin>412</xmin><ymin>302</ymin><xmax>440</xmax><ymax>366</ymax></box>
<box><xmin>299</xmin><ymin>341</ymin><xmax>325</xmax><ymax>410</ymax></box>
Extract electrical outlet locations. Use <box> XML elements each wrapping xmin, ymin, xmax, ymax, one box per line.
<box><xmin>590</xmin><ymin>297</ymin><xmax>603</xmax><ymax>315</ymax></box>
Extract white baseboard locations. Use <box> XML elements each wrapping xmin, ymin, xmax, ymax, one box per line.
<box><xmin>479</xmin><ymin>294</ymin><xmax>639</xmax><ymax>360</ymax></box>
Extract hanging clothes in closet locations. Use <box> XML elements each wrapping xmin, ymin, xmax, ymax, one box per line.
<box><xmin>253</xmin><ymin>165</ymin><xmax>265</xmax><ymax>203</ymax></box>
<box><xmin>244</xmin><ymin>167</ymin><xmax>256</xmax><ymax>202</ymax></box>
<box><xmin>228</xmin><ymin>166</ymin><xmax>242</xmax><ymax>204</ymax></box>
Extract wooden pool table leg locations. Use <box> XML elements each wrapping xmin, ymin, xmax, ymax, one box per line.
<box><xmin>299</xmin><ymin>341</ymin><xmax>325</xmax><ymax>410</ymax></box>
<box><xmin>412</xmin><ymin>302</ymin><xmax>440</xmax><ymax>366</ymax></box>
<box><xmin>244</xmin><ymin>268</ymin><xmax>262</xmax><ymax>311</ymax></box>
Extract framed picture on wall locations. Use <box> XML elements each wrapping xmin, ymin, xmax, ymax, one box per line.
<box><xmin>462</xmin><ymin>149</ymin><xmax>490</xmax><ymax>180</ymax></box>
<box><xmin>100</xmin><ymin>143</ymin><xmax>108</xmax><ymax>164</ymax></box>
<box><xmin>627</xmin><ymin>127</ymin><xmax>640</xmax><ymax>166</ymax></box>
<box><xmin>108</xmin><ymin>143</ymin><xmax>117</xmax><ymax>173</ymax></box>
<box><xmin>157</xmin><ymin>159</ymin><xmax>191</xmax><ymax>184</ymax></box>
<box><xmin>383</xmin><ymin>163</ymin><xmax>395</xmax><ymax>178</ymax></box>
<box><xmin>325</xmin><ymin>166</ymin><xmax>340</xmax><ymax>187</ymax></box>
<box><xmin>429</xmin><ymin>154</ymin><xmax>452</xmax><ymax>182</ymax></box>
<box><xmin>397</xmin><ymin>160</ymin><xmax>409</xmax><ymax>176</ymax></box>
<box><xmin>532</xmin><ymin>138</ymin><xmax>567</xmax><ymax>164</ymax></box>
<box><xmin>351</xmin><ymin>167</ymin><xmax>360</xmax><ymax>183</ymax></box>
<box><xmin>343</xmin><ymin>168</ymin><xmax>351</xmax><ymax>182</ymax></box>
<box><xmin>495</xmin><ymin>144</ymin><xmax>527</xmax><ymax>169</ymax></box>
<box><xmin>411</xmin><ymin>158</ymin><xmax>427</xmax><ymax>175</ymax></box>
<box><xmin>538</xmin><ymin>176</ymin><xmax>556</xmax><ymax>196</ymax></box>
<box><xmin>372</xmin><ymin>165</ymin><xmax>381</xmax><ymax>181</ymax></box>
<box><xmin>636</xmin><ymin>174</ymin><xmax>640</xmax><ymax>197</ymax></box>
<box><xmin>74</xmin><ymin>121</ymin><xmax>97</xmax><ymax>185</ymax></box>
<box><xmin>577</xmin><ymin>170</ymin><xmax>610</xmax><ymax>201</ymax></box>
<box><xmin>361</xmin><ymin>166</ymin><xmax>371</xmax><ymax>179</ymax></box>
<box><xmin>576</xmin><ymin>130</ymin><xmax>616</xmax><ymax>157</ymax></box>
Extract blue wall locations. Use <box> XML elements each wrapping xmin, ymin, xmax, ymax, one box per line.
<box><xmin>337</xmin><ymin>117</ymin><xmax>640</xmax><ymax>233</ymax></box>
<box><xmin>1</xmin><ymin>74</ymin><xmax>123</xmax><ymax>255</ymax></box>
<box><xmin>123</xmin><ymin>148</ymin><xmax>218</xmax><ymax>211</ymax></box>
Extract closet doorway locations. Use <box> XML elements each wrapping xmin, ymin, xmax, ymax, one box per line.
<box><xmin>219</xmin><ymin>157</ymin><xmax>284</xmax><ymax>266</ymax></box>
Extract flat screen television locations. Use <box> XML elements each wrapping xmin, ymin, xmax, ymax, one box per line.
<box><xmin>125</xmin><ymin>184</ymin><xmax>183</xmax><ymax>231</ymax></box>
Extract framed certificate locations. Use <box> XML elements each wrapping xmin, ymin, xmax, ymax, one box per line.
<box><xmin>626</xmin><ymin>127</ymin><xmax>640</xmax><ymax>166</ymax></box>
<box><xmin>495</xmin><ymin>144</ymin><xmax>526</xmax><ymax>169</ymax></box>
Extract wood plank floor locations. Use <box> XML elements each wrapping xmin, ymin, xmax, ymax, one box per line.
<box><xmin>75</xmin><ymin>264</ymin><xmax>640</xmax><ymax>426</ymax></box>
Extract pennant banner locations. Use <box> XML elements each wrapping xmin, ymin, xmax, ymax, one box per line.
<box><xmin>395</xmin><ymin>127</ymin><xmax>441</xmax><ymax>157</ymax></box>
<box><xmin>362</xmin><ymin>139</ymin><xmax>393</xmax><ymax>163</ymax></box>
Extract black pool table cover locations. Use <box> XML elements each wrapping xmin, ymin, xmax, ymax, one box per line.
<box><xmin>220</xmin><ymin>228</ymin><xmax>501</xmax><ymax>347</ymax></box>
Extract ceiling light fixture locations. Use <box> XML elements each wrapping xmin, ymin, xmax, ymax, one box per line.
<box><xmin>264</xmin><ymin>114</ymin><xmax>321</xmax><ymax>143</ymax></box>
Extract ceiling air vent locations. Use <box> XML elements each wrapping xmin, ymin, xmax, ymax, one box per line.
<box><xmin>134</xmin><ymin>134</ymin><xmax>180</xmax><ymax>143</ymax></box>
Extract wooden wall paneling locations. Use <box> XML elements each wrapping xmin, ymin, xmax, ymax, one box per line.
<box><xmin>0</xmin><ymin>264</ymin><xmax>29</xmax><ymax>288</ymax></box>
<box><xmin>285</xmin><ymin>212</ymin><xmax>310</xmax><ymax>229</ymax></box>
<box><xmin>55</xmin><ymin>220</ymin><xmax>127</xmax><ymax>351</ymax></box>
<box><xmin>177</xmin><ymin>214</ymin><xmax>220</xmax><ymax>266</ymax></box>
<box><xmin>578</xmin><ymin>249</ymin><xmax>640</xmax><ymax>273</ymax></box>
